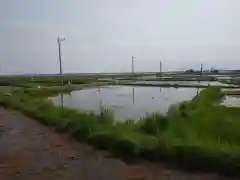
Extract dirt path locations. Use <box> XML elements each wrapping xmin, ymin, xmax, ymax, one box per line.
<box><xmin>0</xmin><ymin>108</ymin><xmax>237</xmax><ymax>180</ymax></box>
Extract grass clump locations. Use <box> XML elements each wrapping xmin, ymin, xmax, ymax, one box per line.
<box><xmin>138</xmin><ymin>113</ymin><xmax>168</xmax><ymax>135</ymax></box>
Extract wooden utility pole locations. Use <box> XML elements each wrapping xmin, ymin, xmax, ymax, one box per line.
<box><xmin>132</xmin><ymin>56</ymin><xmax>136</xmax><ymax>74</ymax></box>
<box><xmin>57</xmin><ymin>36</ymin><xmax>65</xmax><ymax>85</ymax></box>
<box><xmin>160</xmin><ymin>61</ymin><xmax>162</xmax><ymax>79</ymax></box>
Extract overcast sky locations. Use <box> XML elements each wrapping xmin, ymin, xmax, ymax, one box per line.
<box><xmin>0</xmin><ymin>0</ymin><xmax>239</xmax><ymax>74</ymax></box>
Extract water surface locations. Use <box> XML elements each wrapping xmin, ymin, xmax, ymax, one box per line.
<box><xmin>221</xmin><ymin>95</ymin><xmax>240</xmax><ymax>108</ymax></box>
<box><xmin>50</xmin><ymin>86</ymin><xmax>199</xmax><ymax>121</ymax></box>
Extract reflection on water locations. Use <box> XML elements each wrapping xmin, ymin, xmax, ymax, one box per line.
<box><xmin>60</xmin><ymin>94</ymin><xmax>63</xmax><ymax>108</ymax></box>
<box><xmin>132</xmin><ymin>87</ymin><xmax>135</xmax><ymax>105</ymax></box>
<box><xmin>50</xmin><ymin>86</ymin><xmax>200</xmax><ymax>121</ymax></box>
<box><xmin>60</xmin><ymin>92</ymin><xmax>72</xmax><ymax>108</ymax></box>
<box><xmin>221</xmin><ymin>95</ymin><xmax>240</xmax><ymax>108</ymax></box>
<box><xmin>97</xmin><ymin>87</ymin><xmax>104</xmax><ymax>115</ymax></box>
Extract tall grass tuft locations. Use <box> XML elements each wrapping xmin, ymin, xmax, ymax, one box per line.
<box><xmin>139</xmin><ymin>113</ymin><xmax>168</xmax><ymax>135</ymax></box>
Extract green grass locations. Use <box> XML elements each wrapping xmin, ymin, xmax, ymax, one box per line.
<box><xmin>0</xmin><ymin>75</ymin><xmax>102</xmax><ymax>87</ymax></box>
<box><xmin>0</xmin><ymin>87</ymin><xmax>240</xmax><ymax>177</ymax></box>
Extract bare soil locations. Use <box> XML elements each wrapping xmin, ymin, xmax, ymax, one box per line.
<box><xmin>0</xmin><ymin>108</ymin><xmax>237</xmax><ymax>180</ymax></box>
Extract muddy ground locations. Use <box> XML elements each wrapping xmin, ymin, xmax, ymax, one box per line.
<box><xmin>0</xmin><ymin>108</ymin><xmax>237</xmax><ymax>180</ymax></box>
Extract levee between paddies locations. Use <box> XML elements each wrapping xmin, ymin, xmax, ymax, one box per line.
<box><xmin>0</xmin><ymin>87</ymin><xmax>239</xmax><ymax>178</ymax></box>
<box><xmin>122</xmin><ymin>80</ymin><xmax>240</xmax><ymax>88</ymax></box>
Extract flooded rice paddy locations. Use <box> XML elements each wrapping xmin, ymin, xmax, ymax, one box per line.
<box><xmin>50</xmin><ymin>86</ymin><xmax>200</xmax><ymax>121</ymax></box>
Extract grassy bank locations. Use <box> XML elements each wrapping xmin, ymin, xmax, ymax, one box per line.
<box><xmin>120</xmin><ymin>82</ymin><xmax>239</xmax><ymax>89</ymax></box>
<box><xmin>147</xmin><ymin>76</ymin><xmax>216</xmax><ymax>81</ymax></box>
<box><xmin>0</xmin><ymin>87</ymin><xmax>239</xmax><ymax>177</ymax></box>
<box><xmin>117</xmin><ymin>76</ymin><xmax>216</xmax><ymax>82</ymax></box>
<box><xmin>0</xmin><ymin>75</ymin><xmax>104</xmax><ymax>87</ymax></box>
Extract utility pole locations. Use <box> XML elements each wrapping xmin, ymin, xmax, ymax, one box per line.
<box><xmin>57</xmin><ymin>36</ymin><xmax>65</xmax><ymax>85</ymax></box>
<box><xmin>160</xmin><ymin>61</ymin><xmax>162</xmax><ymax>79</ymax></box>
<box><xmin>132</xmin><ymin>56</ymin><xmax>136</xmax><ymax>74</ymax></box>
<box><xmin>200</xmin><ymin>63</ymin><xmax>203</xmax><ymax>76</ymax></box>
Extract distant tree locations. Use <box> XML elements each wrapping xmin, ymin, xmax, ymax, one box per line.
<box><xmin>211</xmin><ymin>68</ymin><xmax>219</xmax><ymax>74</ymax></box>
<box><xmin>185</xmin><ymin>69</ymin><xmax>195</xmax><ymax>73</ymax></box>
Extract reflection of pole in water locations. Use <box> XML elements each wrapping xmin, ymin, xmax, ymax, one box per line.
<box><xmin>97</xmin><ymin>88</ymin><xmax>103</xmax><ymax>115</ymax></box>
<box><xmin>100</xmin><ymin>98</ymin><xmax>103</xmax><ymax>115</ymax></box>
<box><xmin>132</xmin><ymin>87</ymin><xmax>135</xmax><ymax>105</ymax></box>
<box><xmin>60</xmin><ymin>94</ymin><xmax>63</xmax><ymax>108</ymax></box>
<box><xmin>197</xmin><ymin>88</ymin><xmax>200</xmax><ymax>95</ymax></box>
<box><xmin>159</xmin><ymin>87</ymin><xmax>162</xmax><ymax>92</ymax></box>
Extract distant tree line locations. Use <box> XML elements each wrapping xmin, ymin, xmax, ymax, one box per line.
<box><xmin>185</xmin><ymin>68</ymin><xmax>219</xmax><ymax>74</ymax></box>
